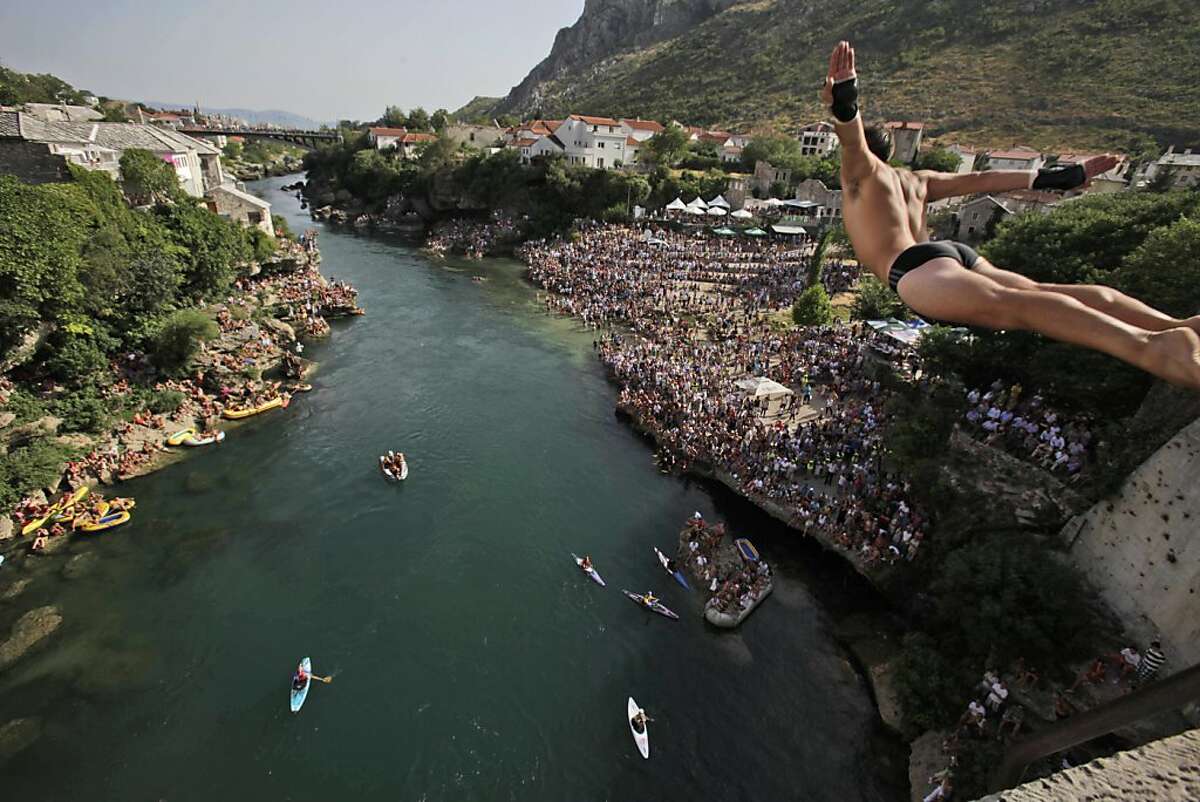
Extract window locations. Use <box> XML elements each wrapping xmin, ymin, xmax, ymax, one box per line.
<box><xmin>597</xmin><ymin>158</ymin><xmax>605</xmax><ymax>168</ymax></box>
<box><xmin>598</xmin><ymin>142</ymin><xmax>605</xmax><ymax>149</ymax></box>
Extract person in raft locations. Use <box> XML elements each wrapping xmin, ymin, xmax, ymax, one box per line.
<box><xmin>292</xmin><ymin>662</ymin><xmax>309</xmax><ymax>691</ymax></box>
<box><xmin>819</xmin><ymin>40</ymin><xmax>1200</xmax><ymax>390</ymax></box>
<box><xmin>580</xmin><ymin>555</ymin><xmax>593</xmax><ymax>571</ymax></box>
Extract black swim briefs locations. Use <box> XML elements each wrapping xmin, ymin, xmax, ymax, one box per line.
<box><xmin>887</xmin><ymin>241</ymin><xmax>981</xmax><ymax>293</ymax></box>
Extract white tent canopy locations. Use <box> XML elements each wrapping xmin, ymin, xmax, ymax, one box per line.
<box><xmin>706</xmin><ymin>206</ymin><xmax>727</xmax><ymax>216</ymax></box>
<box><xmin>729</xmin><ymin>208</ymin><xmax>753</xmax><ymax>219</ymax></box>
<box><xmin>764</xmin><ymin>198</ymin><xmax>785</xmax><ymax>207</ymax></box>
<box><xmin>665</xmin><ymin>197</ymin><xmax>688</xmax><ymax>211</ymax></box>
<box><xmin>708</xmin><ymin>194</ymin><xmax>731</xmax><ymax>209</ymax></box>
<box><xmin>734</xmin><ymin>376</ymin><xmax>795</xmax><ymax>419</ymax></box>
<box><xmin>684</xmin><ymin>205</ymin><xmax>706</xmax><ymax>215</ymax></box>
<box><xmin>687</xmin><ymin>196</ymin><xmax>708</xmax><ymax>209</ymax></box>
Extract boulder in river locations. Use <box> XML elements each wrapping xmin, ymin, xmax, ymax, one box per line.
<box><xmin>0</xmin><ymin>717</ymin><xmax>42</xmax><ymax>762</ymax></box>
<box><xmin>1</xmin><ymin>578</ymin><xmax>32</xmax><ymax>602</ymax></box>
<box><xmin>62</xmin><ymin>552</ymin><xmax>99</xmax><ymax>580</ymax></box>
<box><xmin>0</xmin><ymin>605</ymin><xmax>63</xmax><ymax>671</ymax></box>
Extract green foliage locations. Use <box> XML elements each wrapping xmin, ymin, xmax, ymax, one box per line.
<box><xmin>0</xmin><ymin>439</ymin><xmax>79</xmax><ymax>514</ymax></box>
<box><xmin>0</xmin><ymin>65</ymin><xmax>88</xmax><ymax>105</ymax></box>
<box><xmin>2</xmin><ymin>389</ymin><xmax>48</xmax><ymax>425</ymax></box>
<box><xmin>42</xmin><ymin>330</ymin><xmax>110</xmax><ymax>384</ymax></box>
<box><xmin>928</xmin><ymin>533</ymin><xmax>1095</xmax><ymax>668</ymax></box>
<box><xmin>1109</xmin><ymin>217</ymin><xmax>1200</xmax><ymax>319</ymax></box>
<box><xmin>147</xmin><ymin>388</ymin><xmax>185</xmax><ymax>414</ymax></box>
<box><xmin>248</xmin><ymin>228</ymin><xmax>277</xmax><ymax>263</ymax></box>
<box><xmin>430</xmin><ymin>108</ymin><xmax>449</xmax><ymax>131</ymax></box>
<box><xmin>119</xmin><ymin>148</ymin><xmax>179</xmax><ymax>204</ymax></box>
<box><xmin>852</xmin><ymin>274</ymin><xmax>907</xmax><ymax>320</ymax></box>
<box><xmin>406</xmin><ymin>107</ymin><xmax>431</xmax><ymax>132</ymax></box>
<box><xmin>156</xmin><ymin>198</ymin><xmax>251</xmax><ymax>298</ymax></box>
<box><xmin>381</xmin><ymin>105</ymin><xmax>407</xmax><ymax>128</ymax></box>
<box><xmin>893</xmin><ymin>633</ymin><xmax>969</xmax><ymax>731</ymax></box>
<box><xmin>49</xmin><ymin>385</ymin><xmax>113</xmax><ymax>433</ymax></box>
<box><xmin>914</xmin><ymin>147</ymin><xmax>962</xmax><ymax>173</ymax></box>
<box><xmin>272</xmin><ymin>214</ymin><xmax>294</xmax><ymax>241</ymax></box>
<box><xmin>641</xmin><ymin>126</ymin><xmax>688</xmax><ymax>166</ymax></box>
<box><xmin>222</xmin><ymin>140</ymin><xmax>244</xmax><ymax>160</ymax></box>
<box><xmin>791</xmin><ymin>285</ymin><xmax>832</xmax><ymax>326</ymax></box>
<box><xmin>152</xmin><ymin>308</ymin><xmax>218</xmax><ymax>374</ymax></box>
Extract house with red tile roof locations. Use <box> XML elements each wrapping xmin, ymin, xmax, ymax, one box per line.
<box><xmin>620</xmin><ymin>118</ymin><xmax>664</xmax><ymax>142</ymax></box>
<box><xmin>368</xmin><ymin>126</ymin><xmax>409</xmax><ymax>150</ymax></box>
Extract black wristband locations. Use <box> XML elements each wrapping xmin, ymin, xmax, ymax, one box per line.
<box><xmin>830</xmin><ymin>78</ymin><xmax>859</xmax><ymax>123</ymax></box>
<box><xmin>1032</xmin><ymin>163</ymin><xmax>1086</xmax><ymax>191</ymax></box>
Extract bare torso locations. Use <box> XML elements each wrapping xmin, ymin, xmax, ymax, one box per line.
<box><xmin>841</xmin><ymin>161</ymin><xmax>930</xmax><ymax>282</ymax></box>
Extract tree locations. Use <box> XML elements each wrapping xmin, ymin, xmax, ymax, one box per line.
<box><xmin>222</xmin><ymin>140</ymin><xmax>244</xmax><ymax>160</ymax></box>
<box><xmin>430</xmin><ymin>108</ymin><xmax>450</xmax><ymax>131</ymax></box>
<box><xmin>119</xmin><ymin>148</ymin><xmax>178</xmax><ymax>204</ymax></box>
<box><xmin>1144</xmin><ymin>166</ymin><xmax>1176</xmax><ymax>193</ymax></box>
<box><xmin>742</xmin><ymin>135</ymin><xmax>805</xmax><ymax>172</ymax></box>
<box><xmin>1110</xmin><ymin>217</ymin><xmax>1200</xmax><ymax>319</ymax></box>
<box><xmin>792</xmin><ymin>285</ymin><xmax>832</xmax><ymax>326</ymax></box>
<box><xmin>152</xmin><ymin>309</ymin><xmax>218</xmax><ymax>374</ymax></box>
<box><xmin>406</xmin><ymin>107</ymin><xmax>431</xmax><ymax>132</ymax></box>
<box><xmin>913</xmin><ymin>147</ymin><xmax>962</xmax><ymax>173</ymax></box>
<box><xmin>381</xmin><ymin>105</ymin><xmax>407</xmax><ymax>128</ymax></box>
<box><xmin>642</xmin><ymin>126</ymin><xmax>688</xmax><ymax>166</ymax></box>
<box><xmin>156</xmin><ymin>199</ymin><xmax>252</xmax><ymax>299</ymax></box>
<box><xmin>851</xmin><ymin>274</ymin><xmax>907</xmax><ymax>320</ymax></box>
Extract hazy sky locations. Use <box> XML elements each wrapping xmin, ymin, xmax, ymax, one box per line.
<box><xmin>0</xmin><ymin>0</ymin><xmax>583</xmax><ymax>121</ymax></box>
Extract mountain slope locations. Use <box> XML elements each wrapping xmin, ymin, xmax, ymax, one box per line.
<box><xmin>496</xmin><ymin>0</ymin><xmax>1200</xmax><ymax>150</ymax></box>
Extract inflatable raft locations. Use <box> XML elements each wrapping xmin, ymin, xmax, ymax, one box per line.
<box><xmin>78</xmin><ymin>510</ymin><xmax>131</xmax><ymax>533</ymax></box>
<box><xmin>222</xmin><ymin>396</ymin><xmax>286</xmax><ymax>420</ymax></box>
<box><xmin>703</xmin><ymin>581</ymin><xmax>773</xmax><ymax>629</ymax></box>
<box><xmin>21</xmin><ymin>486</ymin><xmax>90</xmax><ymax>535</ymax></box>
<box><xmin>183</xmin><ymin>430</ymin><xmax>225</xmax><ymax>447</ymax></box>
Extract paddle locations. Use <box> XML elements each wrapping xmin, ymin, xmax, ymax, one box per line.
<box><xmin>310</xmin><ymin>674</ymin><xmax>333</xmax><ymax>684</ymax></box>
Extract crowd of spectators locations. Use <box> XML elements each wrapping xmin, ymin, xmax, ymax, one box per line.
<box><xmin>427</xmin><ymin>212</ymin><xmax>519</xmax><ymax>259</ymax></box>
<box><xmin>961</xmin><ymin>381</ymin><xmax>1094</xmax><ymax>477</ymax></box>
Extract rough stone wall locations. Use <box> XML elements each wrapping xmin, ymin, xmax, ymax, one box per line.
<box><xmin>1063</xmin><ymin>416</ymin><xmax>1200</xmax><ymax>668</ymax></box>
<box><xmin>0</xmin><ymin>141</ymin><xmax>71</xmax><ymax>184</ymax></box>
<box><xmin>973</xmin><ymin>727</ymin><xmax>1200</xmax><ymax>801</ymax></box>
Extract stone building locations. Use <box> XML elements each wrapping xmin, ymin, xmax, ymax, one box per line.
<box><xmin>885</xmin><ymin>120</ymin><xmax>924</xmax><ymax>163</ymax></box>
<box><xmin>204</xmin><ymin>184</ymin><xmax>274</xmax><ymax>237</ymax></box>
<box><xmin>442</xmin><ymin>123</ymin><xmax>501</xmax><ymax>150</ymax></box>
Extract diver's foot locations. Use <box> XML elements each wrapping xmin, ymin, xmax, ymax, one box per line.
<box><xmin>1144</xmin><ymin>328</ymin><xmax>1200</xmax><ymax>391</ymax></box>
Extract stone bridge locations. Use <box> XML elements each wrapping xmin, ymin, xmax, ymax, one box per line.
<box><xmin>180</xmin><ymin>126</ymin><xmax>341</xmax><ymax>149</ymax></box>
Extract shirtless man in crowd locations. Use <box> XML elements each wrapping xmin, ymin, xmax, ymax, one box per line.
<box><xmin>819</xmin><ymin>40</ymin><xmax>1200</xmax><ymax>389</ymax></box>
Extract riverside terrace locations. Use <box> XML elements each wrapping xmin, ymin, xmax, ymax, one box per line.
<box><xmin>520</xmin><ymin>224</ymin><xmax>929</xmax><ymax>571</ymax></box>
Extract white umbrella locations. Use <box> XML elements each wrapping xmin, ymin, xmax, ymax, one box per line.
<box><xmin>730</xmin><ymin>209</ymin><xmax>753</xmax><ymax>219</ymax></box>
<box><xmin>764</xmin><ymin>198</ymin><xmax>784</xmax><ymax>207</ymax></box>
<box><xmin>688</xmin><ymin>196</ymin><xmax>708</xmax><ymax>209</ymax></box>
<box><xmin>708</xmin><ymin>194</ymin><xmax>731</xmax><ymax>209</ymax></box>
<box><xmin>706</xmin><ymin>206</ymin><xmax>727</xmax><ymax>216</ymax></box>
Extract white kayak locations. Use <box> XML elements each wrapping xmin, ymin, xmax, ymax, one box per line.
<box><xmin>290</xmin><ymin>657</ymin><xmax>312</xmax><ymax>713</ymax></box>
<box><xmin>571</xmin><ymin>553</ymin><xmax>606</xmax><ymax>586</ymax></box>
<box><xmin>628</xmin><ymin>697</ymin><xmax>649</xmax><ymax>759</ymax></box>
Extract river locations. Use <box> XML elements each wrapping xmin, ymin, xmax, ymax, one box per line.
<box><xmin>0</xmin><ymin>177</ymin><xmax>902</xmax><ymax>801</ymax></box>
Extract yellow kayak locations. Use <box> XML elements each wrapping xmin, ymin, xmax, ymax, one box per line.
<box><xmin>166</xmin><ymin>427</ymin><xmax>197</xmax><ymax>446</ymax></box>
<box><xmin>78</xmin><ymin>510</ymin><xmax>131</xmax><ymax>533</ymax></box>
<box><xmin>222</xmin><ymin>396</ymin><xmax>286</xmax><ymax>420</ymax></box>
<box><xmin>22</xmin><ymin>486</ymin><xmax>90</xmax><ymax>535</ymax></box>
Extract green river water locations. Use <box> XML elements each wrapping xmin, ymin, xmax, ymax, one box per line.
<box><xmin>0</xmin><ymin>178</ymin><xmax>902</xmax><ymax>801</ymax></box>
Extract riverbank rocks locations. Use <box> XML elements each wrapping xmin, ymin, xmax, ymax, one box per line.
<box><xmin>908</xmin><ymin>729</ymin><xmax>951</xmax><ymax>802</ymax></box>
<box><xmin>0</xmin><ymin>412</ymin><xmax>15</xmax><ymax>429</ymax></box>
<box><xmin>0</xmin><ymin>605</ymin><xmax>63</xmax><ymax>671</ymax></box>
<box><xmin>0</xmin><ymin>717</ymin><xmax>42</xmax><ymax>762</ymax></box>
<box><xmin>0</xmin><ymin>516</ymin><xmax>13</xmax><ymax>540</ymax></box>
<box><xmin>870</xmin><ymin>659</ymin><xmax>905</xmax><ymax>733</ymax></box>
<box><xmin>1</xmin><ymin>578</ymin><xmax>32</xmax><ymax>602</ymax></box>
<box><xmin>62</xmin><ymin>552</ymin><xmax>98</xmax><ymax>580</ymax></box>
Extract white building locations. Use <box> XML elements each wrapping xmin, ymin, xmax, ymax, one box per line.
<box><xmin>946</xmin><ymin>144</ymin><xmax>979</xmax><ymax>174</ymax></box>
<box><xmin>368</xmin><ymin>126</ymin><xmax>409</xmax><ymax>151</ymax></box>
<box><xmin>619</xmin><ymin>118</ymin><xmax>664</xmax><ymax>143</ymax></box>
<box><xmin>986</xmin><ymin>146</ymin><xmax>1045</xmax><ymax>172</ymax></box>
<box><xmin>517</xmin><ymin>134</ymin><xmax>565</xmax><ymax>164</ymax></box>
<box><xmin>798</xmin><ymin>122</ymin><xmax>837</xmax><ymax>157</ymax></box>
<box><xmin>552</xmin><ymin>115</ymin><xmax>630</xmax><ymax>169</ymax></box>
<box><xmin>1137</xmin><ymin>146</ymin><xmax>1200</xmax><ymax>189</ymax></box>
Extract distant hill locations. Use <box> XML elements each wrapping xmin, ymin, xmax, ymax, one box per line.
<box><xmin>143</xmin><ymin>102</ymin><xmax>326</xmax><ymax>130</ymax></box>
<box><xmin>451</xmin><ymin>96</ymin><xmax>504</xmax><ymax>123</ymax></box>
<box><xmin>494</xmin><ymin>0</ymin><xmax>1200</xmax><ymax>150</ymax></box>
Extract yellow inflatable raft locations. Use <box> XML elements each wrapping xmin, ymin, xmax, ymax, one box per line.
<box><xmin>222</xmin><ymin>396</ymin><xmax>286</xmax><ymax>420</ymax></box>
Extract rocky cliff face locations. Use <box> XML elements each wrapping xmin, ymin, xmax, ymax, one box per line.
<box><xmin>496</xmin><ymin>0</ymin><xmax>743</xmax><ymax>115</ymax></box>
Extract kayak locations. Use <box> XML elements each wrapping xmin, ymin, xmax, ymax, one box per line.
<box><xmin>622</xmin><ymin>590</ymin><xmax>679</xmax><ymax>621</ymax></box>
<box><xmin>654</xmin><ymin>546</ymin><xmax>691</xmax><ymax>590</ymax></box>
<box><xmin>78</xmin><ymin>510</ymin><xmax>130</xmax><ymax>533</ymax></box>
<box><xmin>628</xmin><ymin>697</ymin><xmax>650</xmax><ymax>759</ymax></box>
<box><xmin>21</xmin><ymin>486</ymin><xmax>90</xmax><ymax>535</ymax></box>
<box><xmin>571</xmin><ymin>553</ymin><xmax>606</xmax><ymax>587</ymax></box>
<box><xmin>222</xmin><ymin>396</ymin><xmax>285</xmax><ymax>420</ymax></box>
<box><xmin>291</xmin><ymin>657</ymin><xmax>312</xmax><ymax>713</ymax></box>
<box><xmin>735</xmin><ymin>538</ymin><xmax>760</xmax><ymax>563</ymax></box>
<box><xmin>166</xmin><ymin>428</ymin><xmax>196</xmax><ymax>446</ymax></box>
<box><xmin>183</xmin><ymin>430</ymin><xmax>225</xmax><ymax>447</ymax></box>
